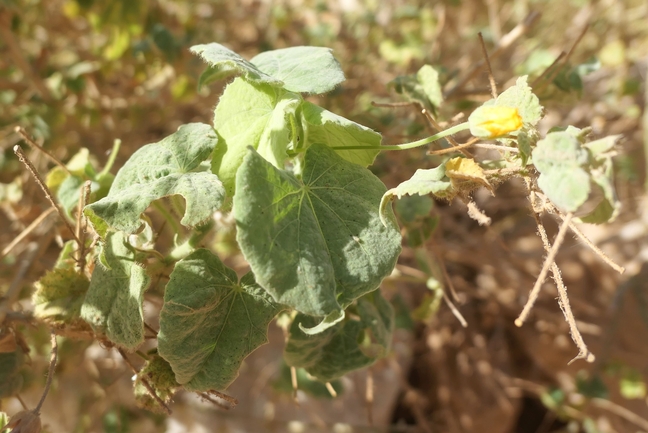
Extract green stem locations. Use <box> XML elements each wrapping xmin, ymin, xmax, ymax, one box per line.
<box><xmin>329</xmin><ymin>122</ymin><xmax>470</xmax><ymax>151</ymax></box>
<box><xmin>152</xmin><ymin>201</ymin><xmax>181</xmax><ymax>235</ymax></box>
<box><xmin>164</xmin><ymin>220</ymin><xmax>214</xmax><ymax>263</ymax></box>
<box><xmin>99</xmin><ymin>139</ymin><xmax>121</xmax><ymax>177</ymax></box>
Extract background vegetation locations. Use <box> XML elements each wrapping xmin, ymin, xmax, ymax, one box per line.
<box><xmin>1</xmin><ymin>0</ymin><xmax>647</xmax><ymax>432</ymax></box>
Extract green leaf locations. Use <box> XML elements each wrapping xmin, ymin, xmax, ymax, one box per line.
<box><xmin>284</xmin><ymin>290</ymin><xmax>393</xmax><ymax>382</ymax></box>
<box><xmin>212</xmin><ymin>78</ymin><xmax>302</xmax><ymax>196</ymax></box>
<box><xmin>416</xmin><ymin>65</ymin><xmax>443</xmax><ymax>109</ymax></box>
<box><xmin>394</xmin><ymin>195</ymin><xmax>433</xmax><ymax>224</ymax></box>
<box><xmin>532</xmin><ymin>131</ymin><xmax>591</xmax><ymax>212</ymax></box>
<box><xmin>380</xmin><ymin>165</ymin><xmax>453</xmax><ymax>226</ymax></box>
<box><xmin>388</xmin><ymin>64</ymin><xmax>443</xmax><ymax>112</ymax></box>
<box><xmin>80</xmin><ymin>231</ymin><xmax>150</xmax><ymax>350</ymax></box>
<box><xmin>190</xmin><ymin>43</ymin><xmax>282</xmax><ymax>87</ymax></box>
<box><xmin>300</xmin><ymin>101</ymin><xmax>380</xmax><ymax>167</ymax></box>
<box><xmin>85</xmin><ymin>123</ymin><xmax>224</xmax><ymax>236</ymax></box>
<box><xmin>234</xmin><ymin>143</ymin><xmax>401</xmax><ymax>318</ymax></box>
<box><xmin>33</xmin><ymin>267</ymin><xmax>91</xmax><ymax>335</ymax></box>
<box><xmin>251</xmin><ymin>46</ymin><xmax>345</xmax><ymax>94</ymax></box>
<box><xmin>158</xmin><ymin>249</ymin><xmax>283</xmax><ymax>392</ymax></box>
<box><xmin>576</xmin><ymin>372</ymin><xmax>608</xmax><ymax>399</ymax></box>
<box><xmin>0</xmin><ymin>334</ymin><xmax>25</xmax><ymax>398</ymax></box>
<box><xmin>619</xmin><ymin>369</ymin><xmax>646</xmax><ymax>399</ymax></box>
<box><xmin>134</xmin><ymin>354</ymin><xmax>179</xmax><ymax>413</ymax></box>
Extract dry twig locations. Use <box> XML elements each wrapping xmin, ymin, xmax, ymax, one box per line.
<box><xmin>478</xmin><ymin>32</ymin><xmax>498</xmax><ymax>99</ymax></box>
<box><xmin>118</xmin><ymin>348</ymin><xmax>172</xmax><ymax>415</ymax></box>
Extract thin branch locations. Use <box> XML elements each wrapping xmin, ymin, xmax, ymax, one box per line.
<box><xmin>14</xmin><ymin>145</ymin><xmax>81</xmax><ymax>245</ymax></box>
<box><xmin>421</xmin><ymin>108</ymin><xmax>473</xmax><ymax>158</ymax></box>
<box><xmin>118</xmin><ymin>348</ymin><xmax>172</xmax><ymax>415</ymax></box>
<box><xmin>204</xmin><ymin>390</ymin><xmax>238</xmax><ymax>408</ymax></box>
<box><xmin>34</xmin><ymin>331</ymin><xmax>58</xmax><ymax>413</ymax></box>
<box><xmin>1</xmin><ymin>207</ymin><xmax>55</xmax><ymax>259</ymax></box>
<box><xmin>520</xmin><ymin>210</ymin><xmax>595</xmax><ymax>362</ymax></box>
<box><xmin>0</xmin><ymin>242</ymin><xmax>40</xmax><ymax>323</ymax></box>
<box><xmin>567</xmin><ymin>219</ymin><xmax>625</xmax><ymax>274</ymax></box>
<box><xmin>15</xmin><ymin>127</ymin><xmax>70</xmax><ymax>175</ymax></box>
<box><xmin>76</xmin><ymin>180</ymin><xmax>92</xmax><ymax>272</ymax></box>
<box><xmin>473</xmin><ymin>142</ymin><xmax>520</xmax><ymax>153</ymax></box>
<box><xmin>442</xmin><ymin>290</ymin><xmax>468</xmax><ymax>328</ymax></box>
<box><xmin>198</xmin><ymin>392</ymin><xmax>236</xmax><ymax>410</ymax></box>
<box><xmin>516</xmin><ymin>212</ymin><xmax>572</xmax><ymax>327</ymax></box>
<box><xmin>143</xmin><ymin>322</ymin><xmax>158</xmax><ymax>336</ymax></box>
<box><xmin>436</xmin><ymin>255</ymin><xmax>461</xmax><ymax>302</ymax></box>
<box><xmin>15</xmin><ymin>394</ymin><xmax>29</xmax><ymax>410</ymax></box>
<box><xmin>531</xmin><ymin>51</ymin><xmax>566</xmax><ymax>87</ymax></box>
<box><xmin>371</xmin><ymin>101</ymin><xmax>417</xmax><ymax>108</ymax></box>
<box><xmin>534</xmin><ymin>24</ymin><xmax>589</xmax><ymax>92</ymax></box>
<box><xmin>591</xmin><ymin>398</ymin><xmax>648</xmax><ymax>431</ymax></box>
<box><xmin>444</xmin><ymin>11</ymin><xmax>541</xmax><ymax>98</ymax></box>
<box><xmin>325</xmin><ymin>382</ymin><xmax>337</xmax><ymax>398</ymax></box>
<box><xmin>478</xmin><ymin>32</ymin><xmax>498</xmax><ymax>99</ymax></box>
<box><xmin>427</xmin><ymin>137</ymin><xmax>480</xmax><ymax>155</ymax></box>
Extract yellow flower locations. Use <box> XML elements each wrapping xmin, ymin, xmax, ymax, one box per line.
<box><xmin>468</xmin><ymin>106</ymin><xmax>523</xmax><ymax>138</ymax></box>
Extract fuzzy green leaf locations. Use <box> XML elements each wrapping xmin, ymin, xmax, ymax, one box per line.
<box><xmin>80</xmin><ymin>231</ymin><xmax>150</xmax><ymax>350</ymax></box>
<box><xmin>134</xmin><ymin>354</ymin><xmax>179</xmax><ymax>413</ymax></box>
<box><xmin>486</xmin><ymin>76</ymin><xmax>543</xmax><ymax>127</ymax></box>
<box><xmin>33</xmin><ymin>267</ymin><xmax>90</xmax><ymax>334</ymax></box>
<box><xmin>85</xmin><ymin>123</ymin><xmax>224</xmax><ymax>236</ymax></box>
<box><xmin>284</xmin><ymin>291</ymin><xmax>393</xmax><ymax>382</ymax></box>
<box><xmin>234</xmin><ymin>143</ymin><xmax>401</xmax><ymax>319</ymax></box>
<box><xmin>251</xmin><ymin>46</ymin><xmax>345</xmax><ymax>94</ymax></box>
<box><xmin>380</xmin><ymin>165</ymin><xmax>453</xmax><ymax>225</ymax></box>
<box><xmin>190</xmin><ymin>43</ymin><xmax>282</xmax><ymax>87</ymax></box>
<box><xmin>158</xmin><ymin>249</ymin><xmax>283</xmax><ymax>392</ymax></box>
<box><xmin>300</xmin><ymin>101</ymin><xmax>380</xmax><ymax>167</ymax></box>
<box><xmin>212</xmin><ymin>78</ymin><xmax>302</xmax><ymax>196</ymax></box>
<box><xmin>532</xmin><ymin>131</ymin><xmax>591</xmax><ymax>212</ymax></box>
<box><xmin>0</xmin><ymin>334</ymin><xmax>25</xmax><ymax>398</ymax></box>
<box><xmin>416</xmin><ymin>65</ymin><xmax>443</xmax><ymax>108</ymax></box>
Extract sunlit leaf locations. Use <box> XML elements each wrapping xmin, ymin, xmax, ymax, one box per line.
<box><xmin>251</xmin><ymin>46</ymin><xmax>345</xmax><ymax>94</ymax></box>
<box><xmin>234</xmin><ymin>143</ymin><xmax>401</xmax><ymax>320</ymax></box>
<box><xmin>85</xmin><ymin>123</ymin><xmax>224</xmax><ymax>237</ymax></box>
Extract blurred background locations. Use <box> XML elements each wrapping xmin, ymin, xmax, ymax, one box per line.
<box><xmin>1</xmin><ymin>0</ymin><xmax>647</xmax><ymax>432</ymax></box>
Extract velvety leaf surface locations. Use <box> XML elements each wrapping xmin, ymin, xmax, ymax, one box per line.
<box><xmin>134</xmin><ymin>354</ymin><xmax>178</xmax><ymax>414</ymax></box>
<box><xmin>532</xmin><ymin>130</ymin><xmax>591</xmax><ymax>213</ymax></box>
<box><xmin>33</xmin><ymin>267</ymin><xmax>90</xmax><ymax>334</ymax></box>
<box><xmin>251</xmin><ymin>46</ymin><xmax>345</xmax><ymax>94</ymax></box>
<box><xmin>300</xmin><ymin>101</ymin><xmax>380</xmax><ymax>167</ymax></box>
<box><xmin>283</xmin><ymin>291</ymin><xmax>393</xmax><ymax>382</ymax></box>
<box><xmin>158</xmin><ymin>249</ymin><xmax>283</xmax><ymax>391</ymax></box>
<box><xmin>234</xmin><ymin>144</ymin><xmax>401</xmax><ymax>318</ymax></box>
<box><xmin>80</xmin><ymin>231</ymin><xmax>150</xmax><ymax>350</ymax></box>
<box><xmin>212</xmin><ymin>78</ymin><xmax>302</xmax><ymax>195</ymax></box>
<box><xmin>380</xmin><ymin>165</ymin><xmax>453</xmax><ymax>225</ymax></box>
<box><xmin>487</xmin><ymin>76</ymin><xmax>543</xmax><ymax>127</ymax></box>
<box><xmin>85</xmin><ymin>123</ymin><xmax>224</xmax><ymax>236</ymax></box>
<box><xmin>190</xmin><ymin>43</ymin><xmax>282</xmax><ymax>87</ymax></box>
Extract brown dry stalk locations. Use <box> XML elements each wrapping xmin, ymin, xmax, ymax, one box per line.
<box><xmin>1</xmin><ymin>207</ymin><xmax>56</xmax><ymax>259</ymax></box>
<box><xmin>117</xmin><ymin>348</ymin><xmax>172</xmax><ymax>415</ymax></box>
<box><xmin>35</xmin><ymin>332</ymin><xmax>58</xmax><ymax>413</ymax></box>
<box><xmin>421</xmin><ymin>109</ymin><xmax>473</xmax><ymax>158</ymax></box>
<box><xmin>427</xmin><ymin>138</ymin><xmax>480</xmax><ymax>156</ymax></box>
<box><xmin>290</xmin><ymin>365</ymin><xmax>299</xmax><ymax>402</ymax></box>
<box><xmin>15</xmin><ymin>127</ymin><xmax>71</xmax><ymax>175</ymax></box>
<box><xmin>522</xmin><ymin>210</ymin><xmax>595</xmax><ymax>363</ymax></box>
<box><xmin>324</xmin><ymin>382</ymin><xmax>337</xmax><ymax>398</ymax></box>
<box><xmin>478</xmin><ymin>32</ymin><xmax>498</xmax><ymax>99</ymax></box>
<box><xmin>566</xmin><ymin>219</ymin><xmax>625</xmax><ymax>274</ymax></box>
<box><xmin>444</xmin><ymin>11</ymin><xmax>541</xmax><ymax>99</ymax></box>
<box><xmin>534</xmin><ymin>24</ymin><xmax>589</xmax><ymax>92</ymax></box>
<box><xmin>531</xmin><ymin>51</ymin><xmax>566</xmax><ymax>87</ymax></box>
<box><xmin>13</xmin><ymin>145</ymin><xmax>81</xmax><ymax>245</ymax></box>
